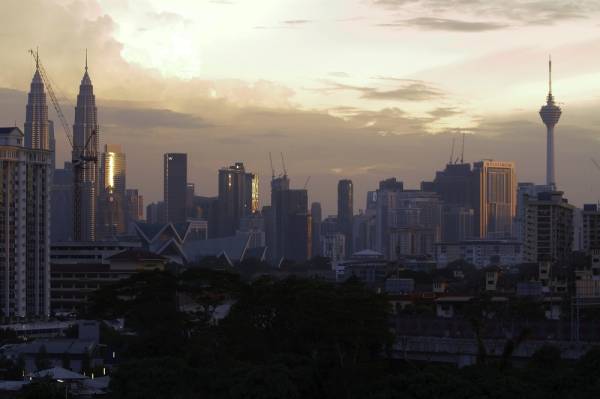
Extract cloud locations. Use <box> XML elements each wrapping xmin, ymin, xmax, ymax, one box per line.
<box><xmin>282</xmin><ymin>19</ymin><xmax>312</xmax><ymax>25</ymax></box>
<box><xmin>371</xmin><ymin>0</ymin><xmax>600</xmax><ymax>26</ymax></box>
<box><xmin>378</xmin><ymin>17</ymin><xmax>508</xmax><ymax>31</ymax></box>
<box><xmin>313</xmin><ymin>80</ymin><xmax>444</xmax><ymax>101</ymax></box>
<box><xmin>101</xmin><ymin>106</ymin><xmax>211</xmax><ymax>129</ymax></box>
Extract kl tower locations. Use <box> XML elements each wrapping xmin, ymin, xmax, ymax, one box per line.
<box><xmin>539</xmin><ymin>57</ymin><xmax>562</xmax><ymax>189</ymax></box>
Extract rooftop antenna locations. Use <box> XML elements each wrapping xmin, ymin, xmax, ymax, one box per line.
<box><xmin>268</xmin><ymin>152</ymin><xmax>275</xmax><ymax>180</ymax></box>
<box><xmin>85</xmin><ymin>48</ymin><xmax>88</xmax><ymax>71</ymax></box>
<box><xmin>449</xmin><ymin>137</ymin><xmax>455</xmax><ymax>165</ymax></box>
<box><xmin>280</xmin><ymin>152</ymin><xmax>287</xmax><ymax>177</ymax></box>
<box><xmin>35</xmin><ymin>47</ymin><xmax>39</xmax><ymax>69</ymax></box>
<box><xmin>548</xmin><ymin>55</ymin><xmax>552</xmax><ymax>95</ymax></box>
<box><xmin>460</xmin><ymin>132</ymin><xmax>465</xmax><ymax>164</ymax></box>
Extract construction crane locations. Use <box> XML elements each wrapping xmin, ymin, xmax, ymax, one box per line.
<box><xmin>449</xmin><ymin>137</ymin><xmax>455</xmax><ymax>164</ymax></box>
<box><xmin>591</xmin><ymin>158</ymin><xmax>600</xmax><ymax>172</ymax></box>
<box><xmin>269</xmin><ymin>152</ymin><xmax>275</xmax><ymax>180</ymax></box>
<box><xmin>280</xmin><ymin>152</ymin><xmax>288</xmax><ymax>177</ymax></box>
<box><xmin>28</xmin><ymin>49</ymin><xmax>97</xmax><ymax>241</ymax></box>
<box><xmin>303</xmin><ymin>176</ymin><xmax>311</xmax><ymax>189</ymax></box>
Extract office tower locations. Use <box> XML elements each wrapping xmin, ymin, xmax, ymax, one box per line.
<box><xmin>24</xmin><ymin>53</ymin><xmax>49</xmax><ymax>150</ymax></box>
<box><xmin>164</xmin><ymin>153</ymin><xmax>187</xmax><ymax>224</ymax></box>
<box><xmin>73</xmin><ymin>54</ymin><xmax>99</xmax><ymax>241</ymax></box>
<box><xmin>146</xmin><ymin>202</ymin><xmax>166</xmax><ymax>225</ymax></box>
<box><xmin>246</xmin><ymin>172</ymin><xmax>260</xmax><ymax>214</ymax></box>
<box><xmin>217</xmin><ymin>162</ymin><xmax>258</xmax><ymax>237</ymax></box>
<box><xmin>473</xmin><ymin>160</ymin><xmax>516</xmax><ymax>239</ymax></box>
<box><xmin>311</xmin><ymin>202</ymin><xmax>322</xmax><ymax>257</ymax></box>
<box><xmin>374</xmin><ymin>178</ymin><xmax>403</xmax><ymax>258</ymax></box>
<box><xmin>375</xmin><ymin>179</ymin><xmax>442</xmax><ymax>260</ymax></box>
<box><xmin>98</xmin><ymin>144</ymin><xmax>126</xmax><ymax>239</ymax></box>
<box><xmin>442</xmin><ymin>206</ymin><xmax>474</xmax><ymax>242</ymax></box>
<box><xmin>337</xmin><ymin>179</ymin><xmax>354</xmax><ymax>255</ymax></box>
<box><xmin>321</xmin><ymin>233</ymin><xmax>345</xmax><ymax>262</ymax></box>
<box><xmin>352</xmin><ymin>210</ymin><xmax>377</xmax><ymax>253</ymax></box>
<box><xmin>51</xmin><ymin>162</ymin><xmax>74</xmax><ymax>243</ymax></box>
<box><xmin>523</xmin><ymin>191</ymin><xmax>574</xmax><ymax>262</ymax></box>
<box><xmin>539</xmin><ymin>58</ymin><xmax>561</xmax><ymax>188</ymax></box>
<box><xmin>186</xmin><ymin>183</ymin><xmax>195</xmax><ymax>218</ymax></box>
<box><xmin>389</xmin><ymin>191</ymin><xmax>442</xmax><ymax>259</ymax></box>
<box><xmin>0</xmin><ymin>127</ymin><xmax>51</xmax><ymax>318</ymax></box>
<box><xmin>125</xmin><ymin>189</ymin><xmax>144</xmax><ymax>231</ymax></box>
<box><xmin>428</xmin><ymin>163</ymin><xmax>476</xmax><ymax>242</ymax></box>
<box><xmin>268</xmin><ymin>174</ymin><xmax>311</xmax><ymax>262</ymax></box>
<box><xmin>582</xmin><ymin>204</ymin><xmax>600</xmax><ymax>253</ymax></box>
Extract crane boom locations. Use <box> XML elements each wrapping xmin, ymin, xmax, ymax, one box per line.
<box><xmin>28</xmin><ymin>49</ymin><xmax>73</xmax><ymax>148</ymax></box>
<box><xmin>591</xmin><ymin>158</ymin><xmax>600</xmax><ymax>172</ymax></box>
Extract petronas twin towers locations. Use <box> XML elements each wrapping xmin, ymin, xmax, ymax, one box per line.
<box><xmin>25</xmin><ymin>51</ymin><xmax>99</xmax><ymax>241</ymax></box>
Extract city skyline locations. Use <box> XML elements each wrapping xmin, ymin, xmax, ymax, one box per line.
<box><xmin>1</xmin><ymin>1</ymin><xmax>600</xmax><ymax>214</ymax></box>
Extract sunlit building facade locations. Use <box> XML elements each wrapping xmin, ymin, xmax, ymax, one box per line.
<box><xmin>98</xmin><ymin>144</ymin><xmax>126</xmax><ymax>239</ymax></box>
<box><xmin>473</xmin><ymin>160</ymin><xmax>516</xmax><ymax>239</ymax></box>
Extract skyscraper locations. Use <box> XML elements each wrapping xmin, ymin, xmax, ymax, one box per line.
<box><xmin>98</xmin><ymin>144</ymin><xmax>126</xmax><ymax>239</ymax></box>
<box><xmin>73</xmin><ymin>53</ymin><xmax>99</xmax><ymax>241</ymax></box>
<box><xmin>0</xmin><ymin>127</ymin><xmax>52</xmax><ymax>318</ymax></box>
<box><xmin>539</xmin><ymin>57</ymin><xmax>561</xmax><ymax>188</ymax></box>
<box><xmin>337</xmin><ymin>179</ymin><xmax>354</xmax><ymax>256</ymax></box>
<box><xmin>217</xmin><ymin>162</ymin><xmax>258</xmax><ymax>237</ymax></box>
<box><xmin>311</xmin><ymin>202</ymin><xmax>322</xmax><ymax>257</ymax></box>
<box><xmin>473</xmin><ymin>160</ymin><xmax>516</xmax><ymax>239</ymax></box>
<box><xmin>24</xmin><ymin>52</ymin><xmax>49</xmax><ymax>150</ymax></box>
<box><xmin>268</xmin><ymin>174</ymin><xmax>311</xmax><ymax>262</ymax></box>
<box><xmin>164</xmin><ymin>153</ymin><xmax>187</xmax><ymax>224</ymax></box>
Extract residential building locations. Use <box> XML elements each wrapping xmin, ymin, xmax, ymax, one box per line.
<box><xmin>435</xmin><ymin>239</ymin><xmax>523</xmax><ymax>269</ymax></box>
<box><xmin>582</xmin><ymin>204</ymin><xmax>600</xmax><ymax>253</ymax></box>
<box><xmin>311</xmin><ymin>202</ymin><xmax>322</xmax><ymax>257</ymax></box>
<box><xmin>337</xmin><ymin>179</ymin><xmax>354</xmax><ymax>255</ymax></box>
<box><xmin>321</xmin><ymin>233</ymin><xmax>345</xmax><ymax>262</ymax></box>
<box><xmin>50</xmin><ymin>162</ymin><xmax>73</xmax><ymax>243</ymax></box>
<box><xmin>217</xmin><ymin>162</ymin><xmax>258</xmax><ymax>237</ymax></box>
<box><xmin>523</xmin><ymin>191</ymin><xmax>574</xmax><ymax>263</ymax></box>
<box><xmin>0</xmin><ymin>127</ymin><xmax>52</xmax><ymax>319</ymax></box>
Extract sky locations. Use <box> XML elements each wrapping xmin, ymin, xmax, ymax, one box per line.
<box><xmin>1</xmin><ymin>0</ymin><xmax>600</xmax><ymax>215</ymax></box>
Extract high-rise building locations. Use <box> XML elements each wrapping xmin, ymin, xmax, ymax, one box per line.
<box><xmin>98</xmin><ymin>144</ymin><xmax>126</xmax><ymax>239</ymax></box>
<box><xmin>0</xmin><ymin>127</ymin><xmax>52</xmax><ymax>318</ymax></box>
<box><xmin>51</xmin><ymin>162</ymin><xmax>74</xmax><ymax>243</ymax></box>
<box><xmin>24</xmin><ymin>53</ymin><xmax>49</xmax><ymax>150</ymax></box>
<box><xmin>48</xmin><ymin>121</ymin><xmax>55</xmax><ymax>171</ymax></box>
<box><xmin>539</xmin><ymin>58</ymin><xmax>561</xmax><ymax>188</ymax></box>
<box><xmin>515</xmin><ymin>183</ymin><xmax>553</xmax><ymax>242</ymax></box>
<box><xmin>125</xmin><ymin>189</ymin><xmax>144</xmax><ymax>231</ymax></box>
<box><xmin>523</xmin><ymin>191</ymin><xmax>574</xmax><ymax>263</ymax></box>
<box><xmin>72</xmin><ymin>54</ymin><xmax>99</xmax><ymax>241</ymax></box>
<box><xmin>146</xmin><ymin>201</ymin><xmax>166</xmax><ymax>225</ymax></box>
<box><xmin>375</xmin><ymin>178</ymin><xmax>442</xmax><ymax>260</ymax></box>
<box><xmin>268</xmin><ymin>175</ymin><xmax>311</xmax><ymax>262</ymax></box>
<box><xmin>164</xmin><ymin>153</ymin><xmax>187</xmax><ymax>224</ymax></box>
<box><xmin>337</xmin><ymin>179</ymin><xmax>354</xmax><ymax>256</ymax></box>
<box><xmin>473</xmin><ymin>160</ymin><xmax>516</xmax><ymax>239</ymax></box>
<box><xmin>217</xmin><ymin>162</ymin><xmax>258</xmax><ymax>237</ymax></box>
<box><xmin>310</xmin><ymin>202</ymin><xmax>322</xmax><ymax>257</ymax></box>
<box><xmin>582</xmin><ymin>204</ymin><xmax>600</xmax><ymax>253</ymax></box>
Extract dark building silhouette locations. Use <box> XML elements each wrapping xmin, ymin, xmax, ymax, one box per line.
<box><xmin>125</xmin><ymin>189</ymin><xmax>144</xmax><ymax>230</ymax></box>
<box><xmin>311</xmin><ymin>202</ymin><xmax>322</xmax><ymax>257</ymax></box>
<box><xmin>337</xmin><ymin>179</ymin><xmax>354</xmax><ymax>256</ymax></box>
<box><xmin>24</xmin><ymin>53</ymin><xmax>49</xmax><ymax>150</ymax></box>
<box><xmin>267</xmin><ymin>175</ymin><xmax>311</xmax><ymax>263</ymax></box>
<box><xmin>217</xmin><ymin>162</ymin><xmax>258</xmax><ymax>237</ymax></box>
<box><xmin>164</xmin><ymin>153</ymin><xmax>187</xmax><ymax>224</ymax></box>
<box><xmin>97</xmin><ymin>144</ymin><xmax>126</xmax><ymax>240</ymax></box>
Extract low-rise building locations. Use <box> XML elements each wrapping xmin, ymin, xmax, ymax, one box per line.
<box><xmin>435</xmin><ymin>240</ymin><xmax>523</xmax><ymax>268</ymax></box>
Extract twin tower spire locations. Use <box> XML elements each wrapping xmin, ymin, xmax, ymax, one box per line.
<box><xmin>25</xmin><ymin>49</ymin><xmax>95</xmax><ymax>151</ymax></box>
